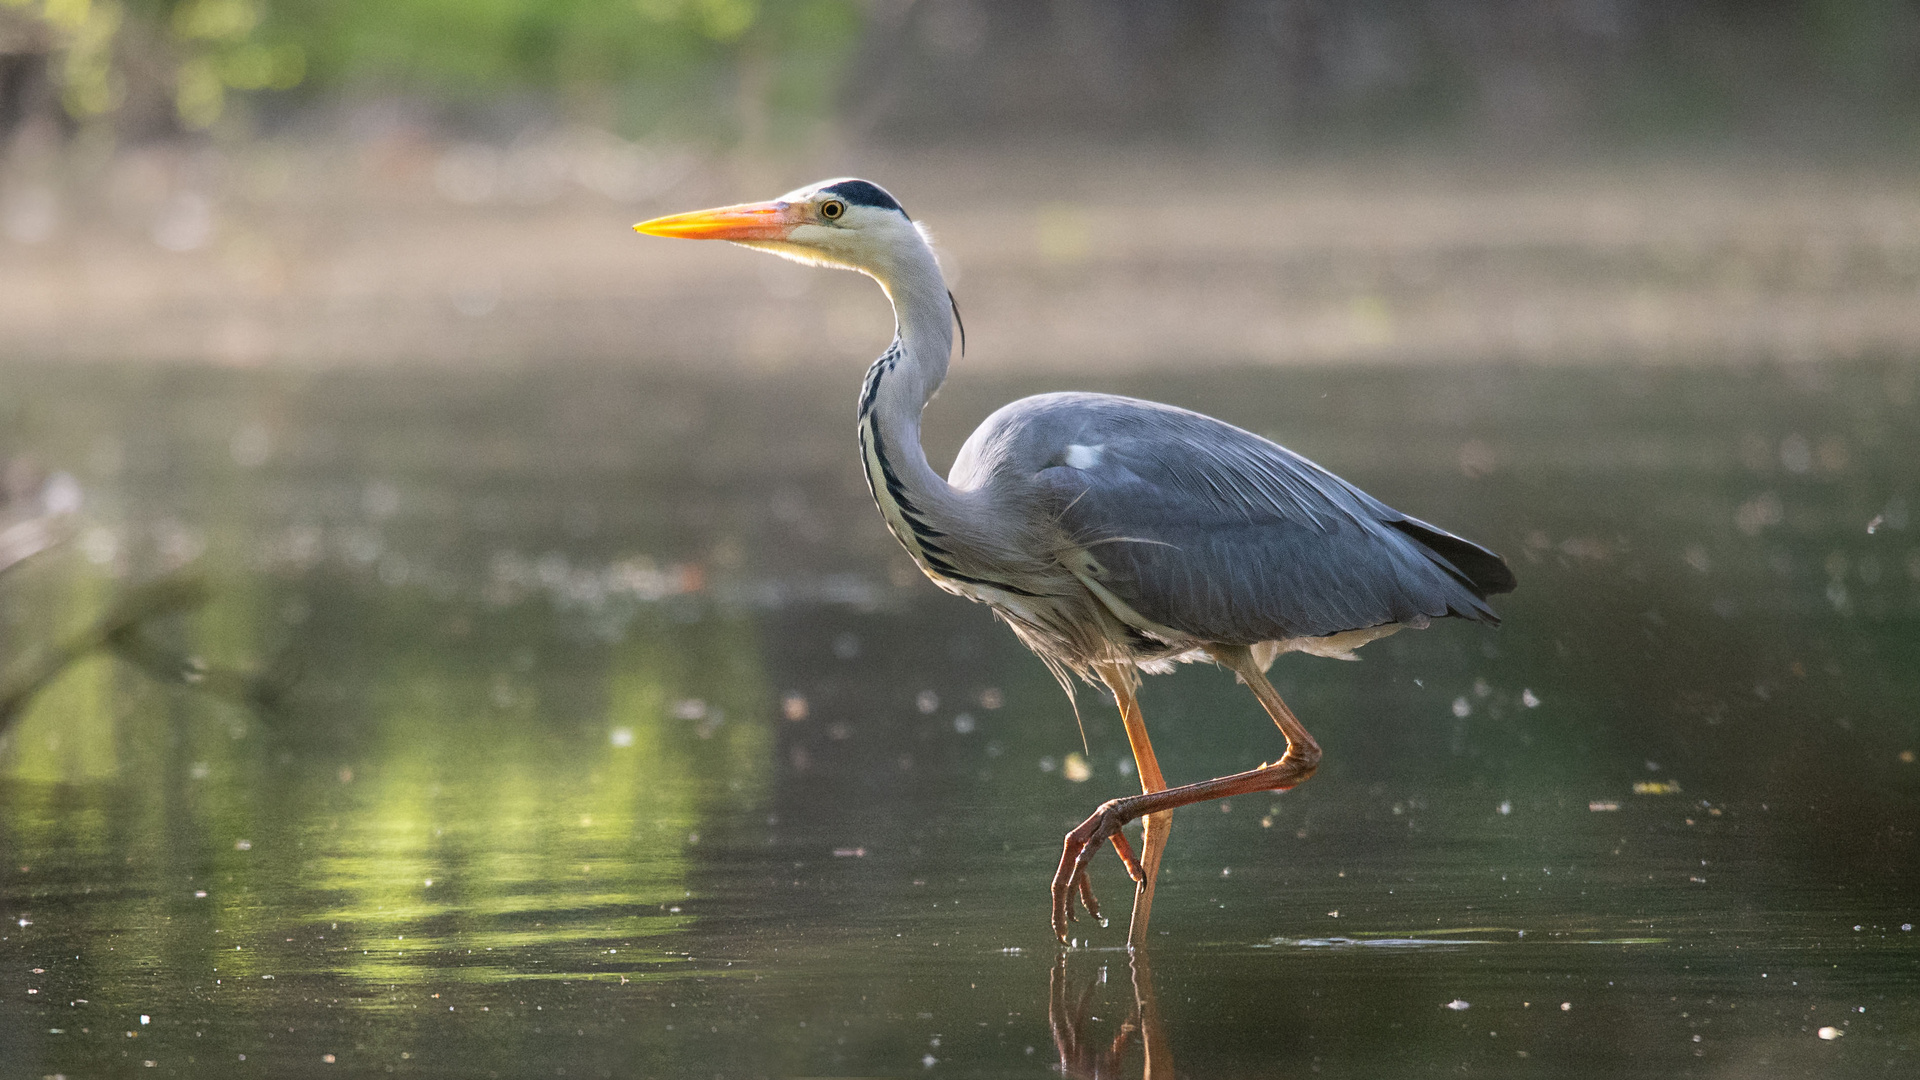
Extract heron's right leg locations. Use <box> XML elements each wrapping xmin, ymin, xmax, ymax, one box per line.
<box><xmin>1052</xmin><ymin>645</ymin><xmax>1321</xmax><ymax>941</ymax></box>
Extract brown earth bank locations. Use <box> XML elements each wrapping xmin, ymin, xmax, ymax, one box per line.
<box><xmin>2</xmin><ymin>135</ymin><xmax>1918</xmax><ymax>373</ymax></box>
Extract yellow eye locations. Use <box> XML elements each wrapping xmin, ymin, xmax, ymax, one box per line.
<box><xmin>820</xmin><ymin>199</ymin><xmax>845</xmax><ymax>221</ymax></box>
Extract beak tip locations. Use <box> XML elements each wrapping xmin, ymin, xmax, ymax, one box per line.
<box><xmin>628</xmin><ymin>201</ymin><xmax>790</xmax><ymax>242</ymax></box>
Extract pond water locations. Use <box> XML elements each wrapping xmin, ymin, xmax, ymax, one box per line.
<box><xmin>2</xmin><ymin>359</ymin><xmax>1916</xmax><ymax>1078</ymax></box>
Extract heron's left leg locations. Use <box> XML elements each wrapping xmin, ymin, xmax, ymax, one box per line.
<box><xmin>1052</xmin><ymin>645</ymin><xmax>1321</xmax><ymax>940</ymax></box>
<box><xmin>1052</xmin><ymin>663</ymin><xmax>1173</xmax><ymax>946</ymax></box>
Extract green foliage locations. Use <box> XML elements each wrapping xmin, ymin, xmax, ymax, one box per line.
<box><xmin>6</xmin><ymin>0</ymin><xmax>864</xmax><ymax>137</ymax></box>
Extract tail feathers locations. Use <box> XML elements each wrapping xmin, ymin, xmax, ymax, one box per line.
<box><xmin>1389</xmin><ymin>518</ymin><xmax>1518</xmax><ymax>600</ymax></box>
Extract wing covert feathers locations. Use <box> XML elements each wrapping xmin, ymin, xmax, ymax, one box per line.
<box><xmin>960</xmin><ymin>393</ymin><xmax>1515</xmax><ymax>647</ymax></box>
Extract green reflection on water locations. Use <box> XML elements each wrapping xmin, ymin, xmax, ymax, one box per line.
<box><xmin>2</xmin><ymin>557</ymin><xmax>773</xmax><ymax>993</ymax></box>
<box><xmin>304</xmin><ymin>610</ymin><xmax>772</xmax><ymax>987</ymax></box>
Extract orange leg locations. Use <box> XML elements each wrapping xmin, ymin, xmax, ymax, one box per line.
<box><xmin>1049</xmin><ymin>663</ymin><xmax>1165</xmax><ymax>935</ymax></box>
<box><xmin>1093</xmin><ymin>663</ymin><xmax>1174</xmax><ymax>949</ymax></box>
<box><xmin>1051</xmin><ymin>645</ymin><xmax>1322</xmax><ymax>942</ymax></box>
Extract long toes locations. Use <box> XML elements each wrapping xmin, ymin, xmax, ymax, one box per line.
<box><xmin>1077</xmin><ymin>874</ymin><xmax>1102</xmax><ymax>922</ymax></box>
<box><xmin>1051</xmin><ymin>853</ymin><xmax>1080</xmax><ymax>941</ymax></box>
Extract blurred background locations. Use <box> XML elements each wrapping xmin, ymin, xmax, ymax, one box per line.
<box><xmin>0</xmin><ymin>0</ymin><xmax>1917</xmax><ymax>369</ymax></box>
<box><xmin>3</xmin><ymin>4</ymin><xmax>1919</xmax><ymax>1077</ymax></box>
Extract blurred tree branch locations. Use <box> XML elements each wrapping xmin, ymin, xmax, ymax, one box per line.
<box><xmin>1</xmin><ymin>464</ymin><xmax>290</xmax><ymax>734</ymax></box>
<box><xmin>0</xmin><ymin>572</ymin><xmax>205</xmax><ymax>732</ymax></box>
<box><xmin>0</xmin><ymin>570</ymin><xmax>293</xmax><ymax>734</ymax></box>
<box><xmin>0</xmin><ymin>463</ymin><xmax>77</xmax><ymax>577</ymax></box>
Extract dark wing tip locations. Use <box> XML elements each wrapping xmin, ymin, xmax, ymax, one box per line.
<box><xmin>1389</xmin><ymin>518</ymin><xmax>1518</xmax><ymax>598</ymax></box>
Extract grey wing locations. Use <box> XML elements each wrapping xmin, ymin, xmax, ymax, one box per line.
<box><xmin>998</xmin><ymin>395</ymin><xmax>1515</xmax><ymax>645</ymax></box>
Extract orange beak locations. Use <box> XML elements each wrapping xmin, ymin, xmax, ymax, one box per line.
<box><xmin>633</xmin><ymin>200</ymin><xmax>799</xmax><ymax>241</ymax></box>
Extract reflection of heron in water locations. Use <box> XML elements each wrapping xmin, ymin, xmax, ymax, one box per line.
<box><xmin>636</xmin><ymin>180</ymin><xmax>1515</xmax><ymax>942</ymax></box>
<box><xmin>1051</xmin><ymin>950</ymin><xmax>1172</xmax><ymax>1078</ymax></box>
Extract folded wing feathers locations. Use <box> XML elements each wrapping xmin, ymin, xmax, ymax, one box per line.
<box><xmin>1048</xmin><ymin>404</ymin><xmax>1511</xmax><ymax>643</ymax></box>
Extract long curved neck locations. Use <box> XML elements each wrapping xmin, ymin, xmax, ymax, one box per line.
<box><xmin>859</xmin><ymin>236</ymin><xmax>961</xmax><ymax>525</ymax></box>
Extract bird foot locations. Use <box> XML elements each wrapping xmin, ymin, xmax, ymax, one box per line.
<box><xmin>1051</xmin><ymin>799</ymin><xmax>1144</xmax><ymax>942</ymax></box>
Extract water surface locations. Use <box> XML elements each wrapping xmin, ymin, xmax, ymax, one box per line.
<box><xmin>2</xmin><ymin>360</ymin><xmax>1916</xmax><ymax>1077</ymax></box>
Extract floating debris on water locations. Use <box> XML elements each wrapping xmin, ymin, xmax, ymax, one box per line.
<box><xmin>1521</xmin><ymin>689</ymin><xmax>1541</xmax><ymax>708</ymax></box>
<box><xmin>1817</xmin><ymin>1026</ymin><xmax>1843</xmax><ymax>1040</ymax></box>
<box><xmin>1634</xmin><ymin>781</ymin><xmax>1682</xmax><ymax>795</ymax></box>
<box><xmin>1446</xmin><ymin>999</ymin><xmax>1471</xmax><ymax>1010</ymax></box>
<box><xmin>1063</xmin><ymin>753</ymin><xmax>1091</xmax><ymax>782</ymax></box>
<box><xmin>1588</xmin><ymin>801</ymin><xmax>1620</xmax><ymax>812</ymax></box>
<box><xmin>1264</xmin><ymin>936</ymin><xmax>1496</xmax><ymax>950</ymax></box>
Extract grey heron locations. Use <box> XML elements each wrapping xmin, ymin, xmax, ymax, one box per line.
<box><xmin>636</xmin><ymin>179</ymin><xmax>1516</xmax><ymax>943</ymax></box>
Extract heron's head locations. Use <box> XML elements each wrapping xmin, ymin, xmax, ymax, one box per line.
<box><xmin>634</xmin><ymin>178</ymin><xmax>930</xmax><ymax>279</ymax></box>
